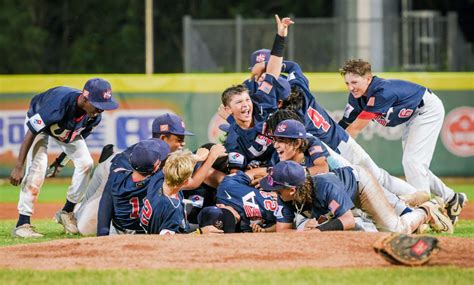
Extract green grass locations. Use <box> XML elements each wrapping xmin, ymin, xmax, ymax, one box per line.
<box><xmin>0</xmin><ymin>179</ymin><xmax>68</xmax><ymax>203</ymax></box>
<box><xmin>0</xmin><ymin>267</ymin><xmax>473</xmax><ymax>285</ymax></box>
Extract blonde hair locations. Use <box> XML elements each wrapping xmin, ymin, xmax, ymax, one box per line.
<box><xmin>339</xmin><ymin>59</ymin><xmax>372</xmax><ymax>77</ymax></box>
<box><xmin>163</xmin><ymin>149</ymin><xmax>197</xmax><ymax>188</ymax></box>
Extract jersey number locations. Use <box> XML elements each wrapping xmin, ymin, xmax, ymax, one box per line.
<box><xmin>129</xmin><ymin>197</ymin><xmax>139</xmax><ymax>219</ymax></box>
<box><xmin>140</xmin><ymin>198</ymin><xmax>153</xmax><ymax>226</ymax></box>
<box><xmin>264</xmin><ymin>200</ymin><xmax>278</xmax><ymax>211</ymax></box>
<box><xmin>308</xmin><ymin>107</ymin><xmax>331</xmax><ymax>132</ymax></box>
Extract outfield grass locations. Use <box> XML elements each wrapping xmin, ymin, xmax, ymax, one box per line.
<box><xmin>0</xmin><ymin>267</ymin><xmax>473</xmax><ymax>285</ymax></box>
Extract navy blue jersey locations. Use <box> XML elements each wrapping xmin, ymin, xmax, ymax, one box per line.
<box><xmin>283</xmin><ymin>61</ymin><xmax>349</xmax><ymax>151</ymax></box>
<box><xmin>270</xmin><ymin>136</ymin><xmax>330</xmax><ymax>169</ymax></box>
<box><xmin>331</xmin><ymin>167</ymin><xmax>359</xmax><ymax>202</ymax></box>
<box><xmin>139</xmin><ymin>184</ymin><xmax>187</xmax><ymax>235</ymax></box>
<box><xmin>26</xmin><ymin>86</ymin><xmax>101</xmax><ymax>142</ymax></box>
<box><xmin>243</xmin><ymin>74</ymin><xmax>285</xmax><ymax>120</ymax></box>
<box><xmin>340</xmin><ymin>76</ymin><xmax>426</xmax><ymax>127</ymax></box>
<box><xmin>224</xmin><ymin>118</ymin><xmax>275</xmax><ymax>170</ymax></box>
<box><xmin>97</xmin><ymin>169</ymin><xmax>165</xmax><ymax>235</ymax></box>
<box><xmin>275</xmin><ymin>171</ymin><xmax>354</xmax><ymax>224</ymax></box>
<box><xmin>216</xmin><ymin>171</ymin><xmax>277</xmax><ymax>232</ymax></box>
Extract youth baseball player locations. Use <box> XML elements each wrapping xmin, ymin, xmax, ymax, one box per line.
<box><xmin>221</xmin><ymin>15</ymin><xmax>293</xmax><ymax>172</ymax></box>
<box><xmin>96</xmin><ymin>139</ymin><xmax>170</xmax><ymax>236</ymax></box>
<box><xmin>140</xmin><ymin>150</ymin><xmax>197</xmax><ymax>235</ymax></box>
<box><xmin>338</xmin><ymin>59</ymin><xmax>468</xmax><ymax>225</ymax></box>
<box><xmin>10</xmin><ymin>78</ymin><xmax>118</xmax><ymax>238</ymax></box>
<box><xmin>260</xmin><ymin>161</ymin><xmax>453</xmax><ymax>234</ymax></box>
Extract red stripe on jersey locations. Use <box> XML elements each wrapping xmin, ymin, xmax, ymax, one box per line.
<box><xmin>358</xmin><ymin>111</ymin><xmax>379</xmax><ymax>120</ymax></box>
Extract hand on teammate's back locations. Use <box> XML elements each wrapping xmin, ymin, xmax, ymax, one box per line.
<box><xmin>195</xmin><ymin>148</ymin><xmax>210</xmax><ymax>162</ymax></box>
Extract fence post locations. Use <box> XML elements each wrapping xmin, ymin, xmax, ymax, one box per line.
<box><xmin>183</xmin><ymin>15</ymin><xmax>192</xmax><ymax>73</ymax></box>
<box><xmin>288</xmin><ymin>14</ymin><xmax>295</xmax><ymax>61</ymax></box>
<box><xmin>235</xmin><ymin>15</ymin><xmax>243</xmax><ymax>72</ymax></box>
<box><xmin>447</xmin><ymin>12</ymin><xmax>458</xmax><ymax>71</ymax></box>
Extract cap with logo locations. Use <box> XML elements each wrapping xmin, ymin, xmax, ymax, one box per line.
<box><xmin>197</xmin><ymin>206</ymin><xmax>237</xmax><ymax>233</ymax></box>
<box><xmin>273</xmin><ymin>119</ymin><xmax>306</xmax><ymax>139</ymax></box>
<box><xmin>260</xmin><ymin>160</ymin><xmax>306</xmax><ymax>191</ymax></box>
<box><xmin>249</xmin><ymin>49</ymin><xmax>271</xmax><ymax>69</ymax></box>
<box><xmin>129</xmin><ymin>139</ymin><xmax>170</xmax><ymax>174</ymax></box>
<box><xmin>83</xmin><ymin>78</ymin><xmax>118</xmax><ymax>110</ymax></box>
<box><xmin>152</xmin><ymin>113</ymin><xmax>194</xmax><ymax>136</ymax></box>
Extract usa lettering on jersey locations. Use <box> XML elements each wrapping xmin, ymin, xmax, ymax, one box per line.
<box><xmin>242</xmin><ymin>192</ymin><xmax>262</xmax><ymax>219</ymax></box>
<box><xmin>29</xmin><ymin>114</ymin><xmax>46</xmax><ymax>132</ymax></box>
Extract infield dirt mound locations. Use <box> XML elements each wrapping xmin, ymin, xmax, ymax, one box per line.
<box><xmin>0</xmin><ymin>231</ymin><xmax>473</xmax><ymax>270</ymax></box>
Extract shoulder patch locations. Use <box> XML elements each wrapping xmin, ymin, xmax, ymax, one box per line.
<box><xmin>258</xmin><ymin>81</ymin><xmax>273</xmax><ymax>94</ymax></box>
<box><xmin>28</xmin><ymin>113</ymin><xmax>46</xmax><ymax>132</ymax></box>
<box><xmin>328</xmin><ymin>199</ymin><xmax>340</xmax><ymax>214</ymax></box>
<box><xmin>343</xmin><ymin>103</ymin><xmax>354</xmax><ymax>118</ymax></box>
<box><xmin>367</xmin><ymin>97</ymin><xmax>375</xmax><ymax>107</ymax></box>
<box><xmin>309</xmin><ymin>145</ymin><xmax>323</xmax><ymax>155</ymax></box>
<box><xmin>228</xmin><ymin>152</ymin><xmax>245</xmax><ymax>164</ymax></box>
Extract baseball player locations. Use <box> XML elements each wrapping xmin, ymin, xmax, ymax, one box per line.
<box><xmin>250</xmin><ymin>57</ymin><xmax>428</xmax><ymax>208</ymax></box>
<box><xmin>221</xmin><ymin>15</ymin><xmax>293</xmax><ymax>172</ymax></box>
<box><xmin>74</xmin><ymin>113</ymin><xmax>224</xmax><ymax>235</ymax></box>
<box><xmin>260</xmin><ymin>161</ymin><xmax>453</xmax><ymax>234</ymax></box>
<box><xmin>140</xmin><ymin>150</ymin><xmax>197</xmax><ymax>234</ymax></box>
<box><xmin>213</xmin><ymin>168</ymin><xmax>278</xmax><ymax>232</ymax></box>
<box><xmin>96</xmin><ymin>139</ymin><xmax>170</xmax><ymax>236</ymax></box>
<box><xmin>338</xmin><ymin>59</ymin><xmax>468</xmax><ymax>225</ymax></box>
<box><xmin>9</xmin><ymin>78</ymin><xmax>118</xmax><ymax>238</ymax></box>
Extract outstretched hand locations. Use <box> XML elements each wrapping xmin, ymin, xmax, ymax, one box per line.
<box><xmin>275</xmin><ymin>14</ymin><xmax>294</xmax><ymax>37</ymax></box>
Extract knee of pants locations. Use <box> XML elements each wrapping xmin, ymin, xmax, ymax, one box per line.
<box><xmin>402</xmin><ymin>156</ymin><xmax>422</xmax><ymax>172</ymax></box>
<box><xmin>74</xmin><ymin>156</ymin><xmax>94</xmax><ymax>172</ymax></box>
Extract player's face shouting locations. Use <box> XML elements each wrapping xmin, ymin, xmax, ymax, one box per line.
<box><xmin>227</xmin><ymin>91</ymin><xmax>253</xmax><ymax>125</ymax></box>
<box><xmin>273</xmin><ymin>137</ymin><xmax>298</xmax><ymax>161</ymax></box>
<box><xmin>344</xmin><ymin>73</ymin><xmax>371</xmax><ymax>98</ymax></box>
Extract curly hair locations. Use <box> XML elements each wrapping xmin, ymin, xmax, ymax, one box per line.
<box><xmin>265</xmin><ymin>109</ymin><xmax>303</xmax><ymax>135</ymax></box>
<box><xmin>294</xmin><ymin>169</ymin><xmax>314</xmax><ymax>205</ymax></box>
<box><xmin>339</xmin><ymin>59</ymin><xmax>372</xmax><ymax>77</ymax></box>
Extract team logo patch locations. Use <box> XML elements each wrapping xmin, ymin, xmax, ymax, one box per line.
<box><xmin>398</xmin><ymin>108</ymin><xmax>414</xmax><ymax>118</ymax></box>
<box><xmin>83</xmin><ymin>90</ymin><xmax>90</xmax><ymax>98</ymax></box>
<box><xmin>160</xmin><ymin>124</ymin><xmax>169</xmax><ymax>132</ymax></box>
<box><xmin>328</xmin><ymin>200</ymin><xmax>340</xmax><ymax>214</ymax></box>
<box><xmin>258</xmin><ymin>81</ymin><xmax>273</xmax><ymax>94</ymax></box>
<box><xmin>367</xmin><ymin>97</ymin><xmax>375</xmax><ymax>107</ymax></box>
<box><xmin>309</xmin><ymin>145</ymin><xmax>323</xmax><ymax>155</ymax></box>
<box><xmin>103</xmin><ymin>89</ymin><xmax>112</xmax><ymax>99</ymax></box>
<box><xmin>441</xmin><ymin>106</ymin><xmax>474</xmax><ymax>157</ymax></box>
<box><xmin>29</xmin><ymin>113</ymin><xmax>46</xmax><ymax>132</ymax></box>
<box><xmin>411</xmin><ymin>239</ymin><xmax>429</xmax><ymax>256</ymax></box>
<box><xmin>159</xmin><ymin>229</ymin><xmax>176</xmax><ymax>235</ymax></box>
<box><xmin>276</xmin><ymin>123</ymin><xmax>287</xmax><ymax>133</ymax></box>
<box><xmin>256</xmin><ymin>52</ymin><xmax>267</xmax><ymax>63</ymax></box>
<box><xmin>181</xmin><ymin>121</ymin><xmax>186</xmax><ymax>128</ymax></box>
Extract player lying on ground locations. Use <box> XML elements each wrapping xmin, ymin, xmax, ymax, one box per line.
<box><xmin>260</xmin><ymin>161</ymin><xmax>453</xmax><ymax>234</ymax></box>
<box><xmin>9</xmin><ymin>78</ymin><xmax>118</xmax><ymax>238</ymax></box>
<box><xmin>338</xmin><ymin>59</ymin><xmax>467</xmax><ymax>225</ymax></box>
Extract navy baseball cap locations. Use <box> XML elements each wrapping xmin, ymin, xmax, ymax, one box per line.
<box><xmin>273</xmin><ymin>119</ymin><xmax>306</xmax><ymax>139</ymax></box>
<box><xmin>83</xmin><ymin>78</ymin><xmax>118</xmax><ymax>110</ymax></box>
<box><xmin>152</xmin><ymin>113</ymin><xmax>194</xmax><ymax>136</ymax></box>
<box><xmin>197</xmin><ymin>206</ymin><xmax>236</xmax><ymax>233</ymax></box>
<box><xmin>276</xmin><ymin>77</ymin><xmax>291</xmax><ymax>101</ymax></box>
<box><xmin>260</xmin><ymin>161</ymin><xmax>306</xmax><ymax>191</ymax></box>
<box><xmin>249</xmin><ymin>49</ymin><xmax>270</xmax><ymax>69</ymax></box>
<box><xmin>129</xmin><ymin>139</ymin><xmax>170</xmax><ymax>174</ymax></box>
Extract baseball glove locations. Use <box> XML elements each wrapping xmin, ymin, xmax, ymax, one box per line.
<box><xmin>373</xmin><ymin>234</ymin><xmax>440</xmax><ymax>266</ymax></box>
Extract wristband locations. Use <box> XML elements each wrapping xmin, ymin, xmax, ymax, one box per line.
<box><xmin>317</xmin><ymin>218</ymin><xmax>344</xmax><ymax>231</ymax></box>
<box><xmin>195</xmin><ymin>227</ymin><xmax>203</xmax><ymax>235</ymax></box>
<box><xmin>271</xmin><ymin>34</ymin><xmax>285</xmax><ymax>57</ymax></box>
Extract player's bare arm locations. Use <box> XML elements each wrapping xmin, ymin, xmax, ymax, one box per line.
<box><xmin>10</xmin><ymin>130</ymin><xmax>37</xmax><ymax>186</ymax></box>
<box><xmin>307</xmin><ymin>157</ymin><xmax>330</xmax><ymax>175</ymax></box>
<box><xmin>346</xmin><ymin>117</ymin><xmax>371</xmax><ymax>138</ymax></box>
<box><xmin>182</xmin><ymin>144</ymin><xmax>227</xmax><ymax>190</ymax></box>
<box><xmin>276</xmin><ymin>221</ymin><xmax>295</xmax><ymax>232</ymax></box>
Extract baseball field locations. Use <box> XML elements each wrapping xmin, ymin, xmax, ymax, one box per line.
<box><xmin>0</xmin><ymin>179</ymin><xmax>473</xmax><ymax>284</ymax></box>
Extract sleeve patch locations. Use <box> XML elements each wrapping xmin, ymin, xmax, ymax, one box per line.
<box><xmin>258</xmin><ymin>81</ymin><xmax>273</xmax><ymax>94</ymax></box>
<box><xmin>343</xmin><ymin>103</ymin><xmax>355</xmax><ymax>118</ymax></box>
<box><xmin>309</xmin><ymin>145</ymin><xmax>323</xmax><ymax>155</ymax></box>
<box><xmin>367</xmin><ymin>96</ymin><xmax>375</xmax><ymax>107</ymax></box>
<box><xmin>328</xmin><ymin>199</ymin><xmax>340</xmax><ymax>214</ymax></box>
<box><xmin>228</xmin><ymin>152</ymin><xmax>245</xmax><ymax>164</ymax></box>
<box><xmin>28</xmin><ymin>113</ymin><xmax>46</xmax><ymax>132</ymax></box>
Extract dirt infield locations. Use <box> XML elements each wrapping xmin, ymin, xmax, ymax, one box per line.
<box><xmin>1</xmin><ymin>202</ymin><xmax>474</xmax><ymax>220</ymax></box>
<box><xmin>0</xmin><ymin>232</ymin><xmax>473</xmax><ymax>270</ymax></box>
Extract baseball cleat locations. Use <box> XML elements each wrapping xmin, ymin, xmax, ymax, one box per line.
<box><xmin>415</xmin><ymin>223</ymin><xmax>430</xmax><ymax>235</ymax></box>
<box><xmin>446</xmin><ymin>192</ymin><xmax>468</xmax><ymax>226</ymax></box>
<box><xmin>420</xmin><ymin>198</ymin><xmax>453</xmax><ymax>234</ymax></box>
<box><xmin>55</xmin><ymin>210</ymin><xmax>79</xmax><ymax>234</ymax></box>
<box><xmin>12</xmin><ymin>224</ymin><xmax>44</xmax><ymax>238</ymax></box>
